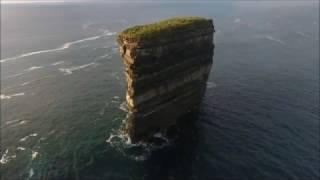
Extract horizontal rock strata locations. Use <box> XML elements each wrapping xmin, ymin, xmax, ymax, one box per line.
<box><xmin>117</xmin><ymin>17</ymin><xmax>215</xmax><ymax>142</ymax></box>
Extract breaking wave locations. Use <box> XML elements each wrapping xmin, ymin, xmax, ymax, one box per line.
<box><xmin>51</xmin><ymin>61</ymin><xmax>64</xmax><ymax>66</ymax></box>
<box><xmin>4</xmin><ymin>66</ymin><xmax>43</xmax><ymax>80</ymax></box>
<box><xmin>106</xmin><ymin>129</ymin><xmax>150</xmax><ymax>162</ymax></box>
<box><xmin>1</xmin><ymin>93</ymin><xmax>25</xmax><ymax>100</ymax></box>
<box><xmin>5</xmin><ymin>119</ymin><xmax>28</xmax><ymax>126</ymax></box>
<box><xmin>257</xmin><ymin>35</ymin><xmax>286</xmax><ymax>45</ymax></box>
<box><xmin>19</xmin><ymin>133</ymin><xmax>38</xmax><ymax>142</ymax></box>
<box><xmin>106</xmin><ymin>118</ymin><xmax>172</xmax><ymax>162</ymax></box>
<box><xmin>0</xmin><ymin>30</ymin><xmax>116</xmax><ymax>63</ymax></box>
<box><xmin>0</xmin><ymin>149</ymin><xmax>16</xmax><ymax>165</ymax></box>
<box><xmin>119</xmin><ymin>101</ymin><xmax>128</xmax><ymax>112</ymax></box>
<box><xmin>17</xmin><ymin>147</ymin><xmax>26</xmax><ymax>151</ymax></box>
<box><xmin>95</xmin><ymin>54</ymin><xmax>111</xmax><ymax>61</ymax></box>
<box><xmin>102</xmin><ymin>29</ymin><xmax>117</xmax><ymax>36</ymax></box>
<box><xmin>21</xmin><ymin>81</ymin><xmax>31</xmax><ymax>86</ymax></box>
<box><xmin>58</xmin><ymin>62</ymin><xmax>97</xmax><ymax>75</ymax></box>
<box><xmin>26</xmin><ymin>66</ymin><xmax>43</xmax><ymax>71</ymax></box>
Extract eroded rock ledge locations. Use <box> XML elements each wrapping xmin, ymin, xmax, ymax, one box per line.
<box><xmin>117</xmin><ymin>17</ymin><xmax>215</xmax><ymax>142</ymax></box>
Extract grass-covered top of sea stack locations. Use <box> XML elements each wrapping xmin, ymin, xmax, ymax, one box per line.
<box><xmin>117</xmin><ymin>16</ymin><xmax>212</xmax><ymax>43</ymax></box>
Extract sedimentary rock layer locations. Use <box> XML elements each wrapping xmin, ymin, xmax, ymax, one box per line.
<box><xmin>117</xmin><ymin>17</ymin><xmax>215</xmax><ymax>142</ymax></box>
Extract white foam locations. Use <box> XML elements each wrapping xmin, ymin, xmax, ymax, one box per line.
<box><xmin>119</xmin><ymin>102</ymin><xmax>128</xmax><ymax>112</ymax></box>
<box><xmin>19</xmin><ymin>120</ymin><xmax>28</xmax><ymax>125</ymax></box>
<box><xmin>21</xmin><ymin>81</ymin><xmax>31</xmax><ymax>86</ymax></box>
<box><xmin>58</xmin><ymin>68</ymin><xmax>72</xmax><ymax>75</ymax></box>
<box><xmin>0</xmin><ymin>149</ymin><xmax>16</xmax><ymax>164</ymax></box>
<box><xmin>6</xmin><ymin>119</ymin><xmax>28</xmax><ymax>126</ymax></box>
<box><xmin>133</xmin><ymin>155</ymin><xmax>147</xmax><ymax>161</ymax></box>
<box><xmin>106</xmin><ymin>128</ymin><xmax>171</xmax><ymax>161</ymax></box>
<box><xmin>1</xmin><ymin>94</ymin><xmax>11</xmax><ymax>100</ymax></box>
<box><xmin>105</xmin><ymin>117</ymin><xmax>176</xmax><ymax>162</ymax></box>
<box><xmin>30</xmin><ymin>133</ymin><xmax>38</xmax><ymax>137</ymax></box>
<box><xmin>29</xmin><ymin>168</ymin><xmax>34</xmax><ymax>179</ymax></box>
<box><xmin>105</xmin><ymin>32</ymin><xmax>116</xmax><ymax>36</ymax></box>
<box><xmin>152</xmin><ymin>132</ymin><xmax>169</xmax><ymax>143</ymax></box>
<box><xmin>59</xmin><ymin>62</ymin><xmax>96</xmax><ymax>75</ymax></box>
<box><xmin>20</xmin><ymin>136</ymin><xmax>29</xmax><ymax>142</ymax></box>
<box><xmin>0</xmin><ymin>149</ymin><xmax>9</xmax><ymax>164</ymax></box>
<box><xmin>296</xmin><ymin>31</ymin><xmax>310</xmax><ymax>38</ymax></box>
<box><xmin>1</xmin><ymin>92</ymin><xmax>25</xmax><ymax>100</ymax></box>
<box><xmin>6</xmin><ymin>119</ymin><xmax>21</xmax><ymax>125</ymax></box>
<box><xmin>32</xmin><ymin>151</ymin><xmax>39</xmax><ymax>160</ymax></box>
<box><xmin>26</xmin><ymin>66</ymin><xmax>43</xmax><ymax>71</ymax></box>
<box><xmin>5</xmin><ymin>73</ymin><xmax>25</xmax><ymax>79</ymax></box>
<box><xmin>106</xmin><ymin>134</ymin><xmax>115</xmax><ymax>144</ymax></box>
<box><xmin>0</xmin><ymin>31</ymin><xmax>116</xmax><ymax>63</ymax></box>
<box><xmin>263</xmin><ymin>35</ymin><xmax>286</xmax><ymax>45</ymax></box>
<box><xmin>1</xmin><ymin>48</ymin><xmax>62</xmax><ymax>63</ymax></box>
<box><xmin>17</xmin><ymin>147</ymin><xmax>26</xmax><ymax>151</ymax></box>
<box><xmin>48</xmin><ymin>130</ymin><xmax>56</xmax><ymax>135</ymax></box>
<box><xmin>51</xmin><ymin>61</ymin><xmax>64</xmax><ymax>66</ymax></box>
<box><xmin>61</xmin><ymin>36</ymin><xmax>101</xmax><ymax>49</ymax></box>
<box><xmin>95</xmin><ymin>54</ymin><xmax>111</xmax><ymax>61</ymax></box>
<box><xmin>125</xmin><ymin>136</ymin><xmax>132</xmax><ymax>145</ymax></box>
<box><xmin>207</xmin><ymin>82</ymin><xmax>217</xmax><ymax>89</ymax></box>
<box><xmin>106</xmin><ymin>131</ymin><xmax>132</xmax><ymax>146</ymax></box>
<box><xmin>12</xmin><ymin>93</ymin><xmax>25</xmax><ymax>97</ymax></box>
<box><xmin>19</xmin><ymin>133</ymin><xmax>38</xmax><ymax>142</ymax></box>
<box><xmin>103</xmin><ymin>31</ymin><xmax>117</xmax><ymax>36</ymax></box>
<box><xmin>153</xmin><ymin>132</ymin><xmax>163</xmax><ymax>138</ymax></box>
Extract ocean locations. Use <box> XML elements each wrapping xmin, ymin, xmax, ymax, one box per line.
<box><xmin>1</xmin><ymin>1</ymin><xmax>319</xmax><ymax>179</ymax></box>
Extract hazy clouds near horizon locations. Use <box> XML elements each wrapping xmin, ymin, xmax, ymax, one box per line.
<box><xmin>2</xmin><ymin>0</ymin><xmax>319</xmax><ymax>3</ymax></box>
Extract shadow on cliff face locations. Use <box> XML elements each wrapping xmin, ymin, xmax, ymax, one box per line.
<box><xmin>142</xmin><ymin>111</ymin><xmax>202</xmax><ymax>180</ymax></box>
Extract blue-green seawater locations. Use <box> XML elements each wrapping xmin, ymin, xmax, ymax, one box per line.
<box><xmin>1</xmin><ymin>2</ymin><xmax>319</xmax><ymax>180</ymax></box>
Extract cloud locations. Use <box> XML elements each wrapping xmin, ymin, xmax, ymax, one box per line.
<box><xmin>235</xmin><ymin>0</ymin><xmax>318</xmax><ymax>8</ymax></box>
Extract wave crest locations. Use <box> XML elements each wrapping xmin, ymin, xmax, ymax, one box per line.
<box><xmin>0</xmin><ymin>30</ymin><xmax>116</xmax><ymax>63</ymax></box>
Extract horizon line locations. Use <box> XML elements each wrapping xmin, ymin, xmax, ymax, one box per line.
<box><xmin>1</xmin><ymin>0</ymin><xmax>318</xmax><ymax>4</ymax></box>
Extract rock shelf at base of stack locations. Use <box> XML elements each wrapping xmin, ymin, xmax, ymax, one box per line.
<box><xmin>117</xmin><ymin>16</ymin><xmax>215</xmax><ymax>142</ymax></box>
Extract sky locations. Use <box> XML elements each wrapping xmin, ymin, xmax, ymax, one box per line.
<box><xmin>2</xmin><ymin>0</ymin><xmax>317</xmax><ymax>1</ymax></box>
<box><xmin>1</xmin><ymin>0</ymin><xmax>319</xmax><ymax>7</ymax></box>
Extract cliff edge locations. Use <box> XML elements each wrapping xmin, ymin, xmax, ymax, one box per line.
<box><xmin>117</xmin><ymin>16</ymin><xmax>215</xmax><ymax>142</ymax></box>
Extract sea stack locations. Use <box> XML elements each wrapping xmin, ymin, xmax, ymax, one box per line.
<box><xmin>117</xmin><ymin>17</ymin><xmax>215</xmax><ymax>142</ymax></box>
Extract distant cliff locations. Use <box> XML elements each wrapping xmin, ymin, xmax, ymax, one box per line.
<box><xmin>117</xmin><ymin>17</ymin><xmax>215</xmax><ymax>142</ymax></box>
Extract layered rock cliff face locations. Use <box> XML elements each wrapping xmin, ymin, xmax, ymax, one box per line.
<box><xmin>117</xmin><ymin>17</ymin><xmax>215</xmax><ymax>142</ymax></box>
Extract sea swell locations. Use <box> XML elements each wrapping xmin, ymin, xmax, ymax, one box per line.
<box><xmin>58</xmin><ymin>62</ymin><xmax>97</xmax><ymax>75</ymax></box>
<box><xmin>1</xmin><ymin>93</ymin><xmax>25</xmax><ymax>100</ymax></box>
<box><xmin>0</xmin><ymin>30</ymin><xmax>116</xmax><ymax>63</ymax></box>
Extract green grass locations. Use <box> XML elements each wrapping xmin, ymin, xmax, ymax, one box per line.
<box><xmin>117</xmin><ymin>16</ymin><xmax>211</xmax><ymax>42</ymax></box>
